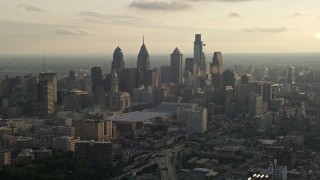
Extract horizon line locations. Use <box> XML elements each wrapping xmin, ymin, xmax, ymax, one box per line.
<box><xmin>0</xmin><ymin>51</ymin><xmax>320</xmax><ymax>57</ymax></box>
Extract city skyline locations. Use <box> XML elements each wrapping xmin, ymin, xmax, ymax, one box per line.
<box><xmin>0</xmin><ymin>0</ymin><xmax>319</xmax><ymax>55</ymax></box>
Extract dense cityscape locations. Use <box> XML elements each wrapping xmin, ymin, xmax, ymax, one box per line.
<box><xmin>0</xmin><ymin>33</ymin><xmax>319</xmax><ymax>180</ymax></box>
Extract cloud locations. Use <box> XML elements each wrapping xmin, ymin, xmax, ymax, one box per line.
<box><xmin>16</xmin><ymin>4</ymin><xmax>43</xmax><ymax>12</ymax></box>
<box><xmin>129</xmin><ymin>0</ymin><xmax>191</xmax><ymax>11</ymax></box>
<box><xmin>228</xmin><ymin>12</ymin><xmax>241</xmax><ymax>17</ymax></box>
<box><xmin>79</xmin><ymin>11</ymin><xmax>138</xmax><ymax>23</ymax></box>
<box><xmin>54</xmin><ymin>28</ymin><xmax>90</xmax><ymax>36</ymax></box>
<box><xmin>293</xmin><ymin>12</ymin><xmax>303</xmax><ymax>16</ymax></box>
<box><xmin>243</xmin><ymin>26</ymin><xmax>288</xmax><ymax>33</ymax></box>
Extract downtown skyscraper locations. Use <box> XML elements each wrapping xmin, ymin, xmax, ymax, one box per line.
<box><xmin>112</xmin><ymin>46</ymin><xmax>125</xmax><ymax>72</ymax></box>
<box><xmin>193</xmin><ymin>34</ymin><xmax>206</xmax><ymax>87</ymax></box>
<box><xmin>137</xmin><ymin>37</ymin><xmax>150</xmax><ymax>70</ymax></box>
<box><xmin>170</xmin><ymin>47</ymin><xmax>184</xmax><ymax>84</ymax></box>
<box><xmin>211</xmin><ymin>52</ymin><xmax>224</xmax><ymax>88</ymax></box>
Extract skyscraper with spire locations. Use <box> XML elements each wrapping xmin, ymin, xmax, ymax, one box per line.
<box><xmin>112</xmin><ymin>46</ymin><xmax>125</xmax><ymax>72</ymax></box>
<box><xmin>137</xmin><ymin>36</ymin><xmax>150</xmax><ymax>70</ymax></box>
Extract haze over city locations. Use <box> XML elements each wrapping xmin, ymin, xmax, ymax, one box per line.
<box><xmin>0</xmin><ymin>0</ymin><xmax>320</xmax><ymax>55</ymax></box>
<box><xmin>1</xmin><ymin>1</ymin><xmax>320</xmax><ymax>180</ymax></box>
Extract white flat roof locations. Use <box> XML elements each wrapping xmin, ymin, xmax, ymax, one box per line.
<box><xmin>109</xmin><ymin>111</ymin><xmax>169</xmax><ymax>122</ymax></box>
<box><xmin>109</xmin><ymin>102</ymin><xmax>196</xmax><ymax>123</ymax></box>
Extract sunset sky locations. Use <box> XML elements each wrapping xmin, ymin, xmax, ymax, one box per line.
<box><xmin>0</xmin><ymin>0</ymin><xmax>319</xmax><ymax>55</ymax></box>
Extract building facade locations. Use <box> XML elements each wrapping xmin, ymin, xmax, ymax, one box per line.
<box><xmin>186</xmin><ymin>107</ymin><xmax>207</xmax><ymax>134</ymax></box>
<box><xmin>91</xmin><ymin>67</ymin><xmax>103</xmax><ymax>93</ymax></box>
<box><xmin>211</xmin><ymin>52</ymin><xmax>223</xmax><ymax>88</ymax></box>
<box><xmin>171</xmin><ymin>47</ymin><xmax>184</xmax><ymax>84</ymax></box>
<box><xmin>112</xmin><ymin>46</ymin><xmax>125</xmax><ymax>72</ymax></box>
<box><xmin>32</xmin><ymin>73</ymin><xmax>56</xmax><ymax>118</ymax></box>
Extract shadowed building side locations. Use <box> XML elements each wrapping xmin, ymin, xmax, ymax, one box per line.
<box><xmin>112</xmin><ymin>46</ymin><xmax>125</xmax><ymax>72</ymax></box>
<box><xmin>171</xmin><ymin>47</ymin><xmax>184</xmax><ymax>84</ymax></box>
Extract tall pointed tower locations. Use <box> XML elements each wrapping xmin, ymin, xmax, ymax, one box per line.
<box><xmin>112</xmin><ymin>46</ymin><xmax>124</xmax><ymax>72</ymax></box>
<box><xmin>137</xmin><ymin>36</ymin><xmax>150</xmax><ymax>70</ymax></box>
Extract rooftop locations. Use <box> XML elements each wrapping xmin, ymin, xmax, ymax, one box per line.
<box><xmin>109</xmin><ymin>102</ymin><xmax>196</xmax><ymax>122</ymax></box>
<box><xmin>109</xmin><ymin>111</ymin><xmax>169</xmax><ymax>122</ymax></box>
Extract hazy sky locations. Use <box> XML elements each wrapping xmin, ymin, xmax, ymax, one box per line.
<box><xmin>0</xmin><ymin>0</ymin><xmax>319</xmax><ymax>55</ymax></box>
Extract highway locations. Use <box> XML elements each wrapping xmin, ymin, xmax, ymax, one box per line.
<box><xmin>112</xmin><ymin>119</ymin><xmax>249</xmax><ymax>180</ymax></box>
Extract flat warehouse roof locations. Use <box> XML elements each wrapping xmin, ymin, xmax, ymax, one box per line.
<box><xmin>109</xmin><ymin>111</ymin><xmax>169</xmax><ymax>122</ymax></box>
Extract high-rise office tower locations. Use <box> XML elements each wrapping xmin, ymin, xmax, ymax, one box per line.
<box><xmin>160</xmin><ymin>65</ymin><xmax>172</xmax><ymax>83</ymax></box>
<box><xmin>222</xmin><ymin>69</ymin><xmax>236</xmax><ymax>90</ymax></box>
<box><xmin>171</xmin><ymin>47</ymin><xmax>184</xmax><ymax>84</ymax></box>
<box><xmin>240</xmin><ymin>74</ymin><xmax>252</xmax><ymax>84</ymax></box>
<box><xmin>137</xmin><ymin>37</ymin><xmax>150</xmax><ymax>70</ymax></box>
<box><xmin>186</xmin><ymin>107</ymin><xmax>207</xmax><ymax>134</ymax></box>
<box><xmin>220</xmin><ymin>86</ymin><xmax>234</xmax><ymax>107</ymax></box>
<box><xmin>32</xmin><ymin>72</ymin><xmax>56</xmax><ymax>118</ymax></box>
<box><xmin>263</xmin><ymin>82</ymin><xmax>273</xmax><ymax>102</ymax></box>
<box><xmin>119</xmin><ymin>68</ymin><xmax>139</xmax><ymax>94</ymax></box>
<box><xmin>103</xmin><ymin>73</ymin><xmax>112</xmax><ymax>92</ymax></box>
<box><xmin>91</xmin><ymin>67</ymin><xmax>103</xmax><ymax>93</ymax></box>
<box><xmin>211</xmin><ymin>52</ymin><xmax>224</xmax><ymax>88</ymax></box>
<box><xmin>193</xmin><ymin>34</ymin><xmax>206</xmax><ymax>79</ymax></box>
<box><xmin>80</xmin><ymin>75</ymin><xmax>92</xmax><ymax>94</ymax></box>
<box><xmin>185</xmin><ymin>58</ymin><xmax>194</xmax><ymax>75</ymax></box>
<box><xmin>111</xmin><ymin>70</ymin><xmax>118</xmax><ymax>92</ymax></box>
<box><xmin>287</xmin><ymin>66</ymin><xmax>295</xmax><ymax>84</ymax></box>
<box><xmin>145</xmin><ymin>68</ymin><xmax>159</xmax><ymax>88</ymax></box>
<box><xmin>41</xmin><ymin>72</ymin><xmax>58</xmax><ymax>104</ymax></box>
<box><xmin>112</xmin><ymin>46</ymin><xmax>125</xmax><ymax>72</ymax></box>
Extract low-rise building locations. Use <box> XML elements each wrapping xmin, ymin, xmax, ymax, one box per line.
<box><xmin>54</xmin><ymin>136</ymin><xmax>79</xmax><ymax>152</ymax></box>
<box><xmin>0</xmin><ymin>150</ymin><xmax>11</xmax><ymax>168</ymax></box>
<box><xmin>34</xmin><ymin>148</ymin><xmax>52</xmax><ymax>159</ymax></box>
<box><xmin>17</xmin><ymin>136</ymin><xmax>34</xmax><ymax>150</ymax></box>
<box><xmin>16</xmin><ymin>149</ymin><xmax>34</xmax><ymax>165</ymax></box>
